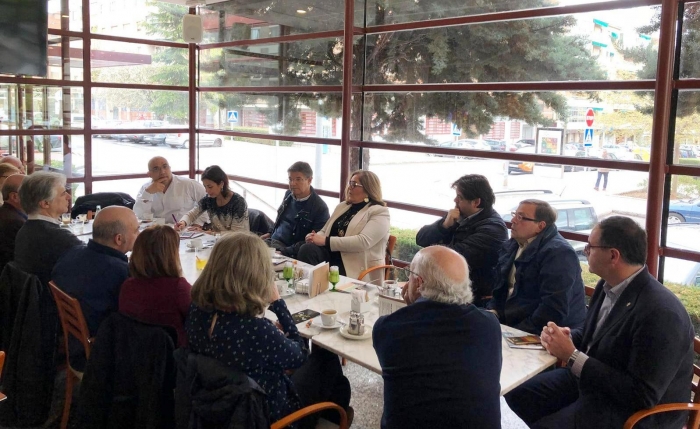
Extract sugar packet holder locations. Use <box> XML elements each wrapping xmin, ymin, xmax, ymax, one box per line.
<box><xmin>351</xmin><ymin>289</ymin><xmax>371</xmax><ymax>313</ymax></box>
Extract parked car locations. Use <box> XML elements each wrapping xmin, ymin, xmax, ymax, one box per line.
<box><xmin>166</xmin><ymin>133</ymin><xmax>223</xmax><ymax>149</ymax></box>
<box><xmin>668</xmin><ymin>197</ymin><xmax>700</xmax><ymax>223</ymax></box>
<box><xmin>662</xmin><ymin>223</ymin><xmax>700</xmax><ymax>286</ymax></box>
<box><xmin>143</xmin><ymin>133</ymin><xmax>167</xmax><ymax>146</ymax></box>
<box><xmin>456</xmin><ymin>139</ymin><xmax>491</xmax><ymax>152</ymax></box>
<box><xmin>483</xmin><ymin>139</ymin><xmax>506</xmax><ymax>151</ymax></box>
<box><xmin>508</xmin><ymin>146</ymin><xmax>535</xmax><ymax>174</ymax></box>
<box><xmin>127</xmin><ymin>120</ymin><xmax>167</xmax><ymax>143</ymax></box>
<box><xmin>509</xmin><ymin>139</ymin><xmax>535</xmax><ymax>151</ymax></box>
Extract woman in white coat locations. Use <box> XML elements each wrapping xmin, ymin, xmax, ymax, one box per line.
<box><xmin>298</xmin><ymin>170</ymin><xmax>390</xmax><ymax>284</ymax></box>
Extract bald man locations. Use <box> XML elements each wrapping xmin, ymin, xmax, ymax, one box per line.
<box><xmin>52</xmin><ymin>206</ymin><xmax>139</xmax><ymax>370</ymax></box>
<box><xmin>133</xmin><ymin>156</ymin><xmax>206</xmax><ymax>225</ymax></box>
<box><xmin>0</xmin><ymin>174</ymin><xmax>26</xmax><ymax>271</ymax></box>
<box><xmin>0</xmin><ymin>155</ymin><xmax>26</xmax><ymax>174</ymax></box>
<box><xmin>372</xmin><ymin>246</ymin><xmax>503</xmax><ymax>429</ymax></box>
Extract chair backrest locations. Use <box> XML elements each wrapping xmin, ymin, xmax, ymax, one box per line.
<box><xmin>248</xmin><ymin>208</ymin><xmax>275</xmax><ymax>236</ymax></box>
<box><xmin>71</xmin><ymin>192</ymin><xmax>135</xmax><ymax>218</ymax></box>
<box><xmin>385</xmin><ymin>234</ymin><xmax>397</xmax><ymax>265</ymax></box>
<box><xmin>0</xmin><ymin>350</ymin><xmax>5</xmax><ymax>380</ymax></box>
<box><xmin>48</xmin><ymin>281</ymin><xmax>92</xmax><ymax>361</ymax></box>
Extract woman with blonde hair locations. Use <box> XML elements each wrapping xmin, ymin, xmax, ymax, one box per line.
<box><xmin>299</xmin><ymin>170</ymin><xmax>390</xmax><ymax>284</ymax></box>
<box><xmin>118</xmin><ymin>224</ymin><xmax>191</xmax><ymax>347</ymax></box>
<box><xmin>186</xmin><ymin>232</ymin><xmax>350</xmax><ymax>426</ymax></box>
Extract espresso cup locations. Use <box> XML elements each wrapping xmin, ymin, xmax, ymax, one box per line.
<box><xmin>189</xmin><ymin>238</ymin><xmax>203</xmax><ymax>250</ymax></box>
<box><xmin>320</xmin><ymin>309</ymin><xmax>337</xmax><ymax>327</ymax></box>
<box><xmin>141</xmin><ymin>212</ymin><xmax>154</xmax><ymax>221</ymax></box>
<box><xmin>269</xmin><ymin>247</ymin><xmax>277</xmax><ymax>257</ymax></box>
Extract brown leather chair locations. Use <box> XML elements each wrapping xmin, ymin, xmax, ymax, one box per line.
<box><xmin>623</xmin><ymin>337</ymin><xmax>700</xmax><ymax>429</ymax></box>
<box><xmin>0</xmin><ymin>350</ymin><xmax>5</xmax><ymax>402</ymax></box>
<box><xmin>271</xmin><ymin>402</ymin><xmax>349</xmax><ymax>429</ymax></box>
<box><xmin>49</xmin><ymin>281</ymin><xmax>93</xmax><ymax>429</ymax></box>
<box><xmin>356</xmin><ymin>234</ymin><xmax>397</xmax><ymax>281</ymax></box>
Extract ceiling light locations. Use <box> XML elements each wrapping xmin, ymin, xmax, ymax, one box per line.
<box><xmin>296</xmin><ymin>9</ymin><xmax>307</xmax><ymax>14</ymax></box>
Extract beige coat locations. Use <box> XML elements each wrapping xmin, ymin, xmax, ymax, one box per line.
<box><xmin>319</xmin><ymin>202</ymin><xmax>390</xmax><ymax>284</ymax></box>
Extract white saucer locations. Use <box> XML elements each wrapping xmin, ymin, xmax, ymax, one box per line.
<box><xmin>339</xmin><ymin>325</ymin><xmax>372</xmax><ymax>340</ymax></box>
<box><xmin>312</xmin><ymin>320</ymin><xmax>342</xmax><ymax>329</ymax></box>
<box><xmin>280</xmin><ymin>289</ymin><xmax>295</xmax><ymax>298</ymax></box>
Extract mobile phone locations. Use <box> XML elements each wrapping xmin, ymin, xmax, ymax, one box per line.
<box><xmin>291</xmin><ymin>309</ymin><xmax>320</xmax><ymax>324</ymax></box>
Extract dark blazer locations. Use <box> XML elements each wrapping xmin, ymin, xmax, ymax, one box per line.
<box><xmin>416</xmin><ymin>207</ymin><xmax>508</xmax><ymax>302</ymax></box>
<box><xmin>14</xmin><ymin>219</ymin><xmax>83</xmax><ymax>286</ymax></box>
<box><xmin>488</xmin><ymin>224</ymin><xmax>586</xmax><ymax>334</ymax></box>
<box><xmin>570</xmin><ymin>269</ymin><xmax>694</xmax><ymax>429</ymax></box>
<box><xmin>269</xmin><ymin>188</ymin><xmax>329</xmax><ymax>257</ymax></box>
<box><xmin>0</xmin><ymin>202</ymin><xmax>27</xmax><ymax>272</ymax></box>
<box><xmin>373</xmin><ymin>298</ymin><xmax>502</xmax><ymax>429</ymax></box>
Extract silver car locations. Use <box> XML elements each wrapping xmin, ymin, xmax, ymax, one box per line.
<box><xmin>165</xmin><ymin>133</ymin><xmax>223</xmax><ymax>149</ymax></box>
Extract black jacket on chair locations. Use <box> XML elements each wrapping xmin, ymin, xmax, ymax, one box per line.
<box><xmin>174</xmin><ymin>348</ymin><xmax>270</xmax><ymax>429</ymax></box>
<box><xmin>0</xmin><ymin>262</ymin><xmax>58</xmax><ymax>427</ymax></box>
<box><xmin>70</xmin><ymin>192</ymin><xmax>135</xmax><ymax>218</ymax></box>
<box><xmin>77</xmin><ymin>313</ymin><xmax>176</xmax><ymax>429</ymax></box>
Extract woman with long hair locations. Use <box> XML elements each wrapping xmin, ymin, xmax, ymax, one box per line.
<box><xmin>186</xmin><ymin>232</ymin><xmax>351</xmax><ymax>426</ymax></box>
<box><xmin>298</xmin><ymin>170</ymin><xmax>390</xmax><ymax>284</ymax></box>
<box><xmin>118</xmin><ymin>224</ymin><xmax>191</xmax><ymax>347</ymax></box>
<box><xmin>175</xmin><ymin>165</ymin><xmax>249</xmax><ymax>233</ymax></box>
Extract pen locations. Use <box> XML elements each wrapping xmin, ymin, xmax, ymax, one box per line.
<box><xmin>172</xmin><ymin>214</ymin><xmax>178</xmax><ymax>224</ymax></box>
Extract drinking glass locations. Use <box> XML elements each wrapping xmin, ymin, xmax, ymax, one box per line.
<box><xmin>61</xmin><ymin>213</ymin><xmax>71</xmax><ymax>226</ymax></box>
<box><xmin>329</xmin><ymin>265</ymin><xmax>340</xmax><ymax>291</ymax></box>
<box><xmin>283</xmin><ymin>262</ymin><xmax>294</xmax><ymax>289</ymax></box>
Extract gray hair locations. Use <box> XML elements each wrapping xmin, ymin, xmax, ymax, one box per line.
<box><xmin>413</xmin><ymin>251</ymin><xmax>473</xmax><ymax>305</ymax></box>
<box><xmin>92</xmin><ymin>213</ymin><xmax>126</xmax><ymax>245</ymax></box>
<box><xmin>19</xmin><ymin>171</ymin><xmax>66</xmax><ymax>215</ymax></box>
<box><xmin>287</xmin><ymin>161</ymin><xmax>313</xmax><ymax>178</ymax></box>
<box><xmin>520</xmin><ymin>199</ymin><xmax>557</xmax><ymax>226</ymax></box>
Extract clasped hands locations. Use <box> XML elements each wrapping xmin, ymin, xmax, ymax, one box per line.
<box><xmin>305</xmin><ymin>230</ymin><xmax>326</xmax><ymax>246</ymax></box>
<box><xmin>540</xmin><ymin>322</ymin><xmax>576</xmax><ymax>362</ymax></box>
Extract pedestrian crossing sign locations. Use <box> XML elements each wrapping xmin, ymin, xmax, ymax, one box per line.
<box><xmin>227</xmin><ymin>111</ymin><xmax>238</xmax><ymax>123</ymax></box>
<box><xmin>584</xmin><ymin>128</ymin><xmax>593</xmax><ymax>146</ymax></box>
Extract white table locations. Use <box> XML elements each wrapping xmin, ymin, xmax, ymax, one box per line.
<box><xmin>178</xmin><ymin>238</ymin><xmax>557</xmax><ymax>395</ymax></box>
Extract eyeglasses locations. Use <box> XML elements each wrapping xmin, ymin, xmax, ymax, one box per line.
<box><xmin>397</xmin><ymin>266</ymin><xmax>422</xmax><ymax>282</ymax></box>
<box><xmin>288</xmin><ymin>177</ymin><xmax>308</xmax><ymax>183</ymax></box>
<box><xmin>348</xmin><ymin>181</ymin><xmax>363</xmax><ymax>189</ymax></box>
<box><xmin>583</xmin><ymin>244</ymin><xmax>613</xmax><ymax>256</ymax></box>
<box><xmin>510</xmin><ymin>211</ymin><xmax>538</xmax><ymax>223</ymax></box>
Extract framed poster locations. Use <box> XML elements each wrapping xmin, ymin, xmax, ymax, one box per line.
<box><xmin>536</xmin><ymin>128</ymin><xmax>564</xmax><ymax>155</ymax></box>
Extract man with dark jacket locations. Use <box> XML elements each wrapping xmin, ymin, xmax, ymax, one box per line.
<box><xmin>487</xmin><ymin>199</ymin><xmax>586</xmax><ymax>334</ymax></box>
<box><xmin>0</xmin><ymin>174</ymin><xmax>26</xmax><ymax>272</ymax></box>
<box><xmin>416</xmin><ymin>174</ymin><xmax>507</xmax><ymax>307</ymax></box>
<box><xmin>506</xmin><ymin>216</ymin><xmax>694</xmax><ymax>429</ymax></box>
<box><xmin>263</xmin><ymin>161</ymin><xmax>329</xmax><ymax>258</ymax></box>
<box><xmin>14</xmin><ymin>171</ymin><xmax>83</xmax><ymax>286</ymax></box>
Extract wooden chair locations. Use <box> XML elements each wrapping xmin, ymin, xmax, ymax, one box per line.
<box><xmin>0</xmin><ymin>350</ymin><xmax>5</xmax><ymax>402</ymax></box>
<box><xmin>271</xmin><ymin>401</ymin><xmax>349</xmax><ymax>429</ymax></box>
<box><xmin>623</xmin><ymin>337</ymin><xmax>700</xmax><ymax>429</ymax></box>
<box><xmin>49</xmin><ymin>281</ymin><xmax>93</xmax><ymax>429</ymax></box>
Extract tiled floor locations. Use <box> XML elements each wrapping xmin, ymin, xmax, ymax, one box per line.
<box><xmin>342</xmin><ymin>361</ymin><xmax>529</xmax><ymax>429</ymax></box>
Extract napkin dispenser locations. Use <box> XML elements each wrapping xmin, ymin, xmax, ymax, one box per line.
<box><xmin>350</xmin><ymin>289</ymin><xmax>370</xmax><ymax>313</ymax></box>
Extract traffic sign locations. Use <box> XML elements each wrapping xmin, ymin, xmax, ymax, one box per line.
<box><xmin>451</xmin><ymin>123</ymin><xmax>462</xmax><ymax>136</ymax></box>
<box><xmin>585</xmin><ymin>108</ymin><xmax>595</xmax><ymax>127</ymax></box>
<box><xmin>227</xmin><ymin>110</ymin><xmax>238</xmax><ymax>123</ymax></box>
<box><xmin>584</xmin><ymin>128</ymin><xmax>594</xmax><ymax>146</ymax></box>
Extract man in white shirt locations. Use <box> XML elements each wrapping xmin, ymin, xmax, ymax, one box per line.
<box><xmin>133</xmin><ymin>156</ymin><xmax>206</xmax><ymax>225</ymax></box>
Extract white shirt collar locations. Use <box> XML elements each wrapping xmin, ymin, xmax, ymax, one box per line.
<box><xmin>28</xmin><ymin>213</ymin><xmax>61</xmax><ymax>225</ymax></box>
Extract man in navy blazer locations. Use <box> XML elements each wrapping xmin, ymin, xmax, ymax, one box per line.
<box><xmin>373</xmin><ymin>246</ymin><xmax>502</xmax><ymax>429</ymax></box>
<box><xmin>505</xmin><ymin>216</ymin><xmax>694</xmax><ymax>429</ymax></box>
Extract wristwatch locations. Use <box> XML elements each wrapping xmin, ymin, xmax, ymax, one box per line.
<box><xmin>567</xmin><ymin>349</ymin><xmax>580</xmax><ymax>368</ymax></box>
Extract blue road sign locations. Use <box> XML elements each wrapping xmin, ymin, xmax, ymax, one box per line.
<box><xmin>584</xmin><ymin>128</ymin><xmax>594</xmax><ymax>146</ymax></box>
<box><xmin>451</xmin><ymin>123</ymin><xmax>462</xmax><ymax>136</ymax></box>
<box><xmin>227</xmin><ymin>110</ymin><xmax>239</xmax><ymax>123</ymax></box>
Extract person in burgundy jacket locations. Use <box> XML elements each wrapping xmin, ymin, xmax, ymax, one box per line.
<box><xmin>119</xmin><ymin>224</ymin><xmax>191</xmax><ymax>347</ymax></box>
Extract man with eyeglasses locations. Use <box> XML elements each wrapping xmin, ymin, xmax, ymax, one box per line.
<box><xmin>416</xmin><ymin>174</ymin><xmax>508</xmax><ymax>307</ymax></box>
<box><xmin>263</xmin><ymin>161</ymin><xmax>329</xmax><ymax>258</ymax></box>
<box><xmin>0</xmin><ymin>173</ymin><xmax>26</xmax><ymax>272</ymax></box>
<box><xmin>14</xmin><ymin>172</ymin><xmax>83</xmax><ymax>286</ymax></box>
<box><xmin>133</xmin><ymin>156</ymin><xmax>207</xmax><ymax>225</ymax></box>
<box><xmin>505</xmin><ymin>216</ymin><xmax>694</xmax><ymax>429</ymax></box>
<box><xmin>487</xmin><ymin>199</ymin><xmax>586</xmax><ymax>334</ymax></box>
<box><xmin>373</xmin><ymin>246</ymin><xmax>502</xmax><ymax>429</ymax></box>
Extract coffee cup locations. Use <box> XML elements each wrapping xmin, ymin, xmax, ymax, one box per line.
<box><xmin>188</xmin><ymin>238</ymin><xmax>203</xmax><ymax>250</ymax></box>
<box><xmin>141</xmin><ymin>212</ymin><xmax>154</xmax><ymax>221</ymax></box>
<box><xmin>320</xmin><ymin>309</ymin><xmax>337</xmax><ymax>327</ymax></box>
<box><xmin>269</xmin><ymin>247</ymin><xmax>277</xmax><ymax>257</ymax></box>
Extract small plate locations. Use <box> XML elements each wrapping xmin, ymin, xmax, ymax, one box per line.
<box><xmin>280</xmin><ymin>289</ymin><xmax>295</xmax><ymax>298</ymax></box>
<box><xmin>311</xmin><ymin>320</ymin><xmax>342</xmax><ymax>329</ymax></box>
<box><xmin>339</xmin><ymin>325</ymin><xmax>372</xmax><ymax>340</ymax></box>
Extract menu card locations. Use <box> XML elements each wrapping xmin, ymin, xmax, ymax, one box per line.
<box><xmin>308</xmin><ymin>262</ymin><xmax>330</xmax><ymax>298</ymax></box>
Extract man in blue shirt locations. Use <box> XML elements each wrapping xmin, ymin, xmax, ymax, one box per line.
<box><xmin>263</xmin><ymin>161</ymin><xmax>329</xmax><ymax>258</ymax></box>
<box><xmin>52</xmin><ymin>206</ymin><xmax>140</xmax><ymax>370</ymax></box>
<box><xmin>372</xmin><ymin>245</ymin><xmax>502</xmax><ymax>429</ymax></box>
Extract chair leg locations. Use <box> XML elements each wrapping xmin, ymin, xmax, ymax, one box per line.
<box><xmin>61</xmin><ymin>369</ymin><xmax>75</xmax><ymax>429</ymax></box>
<box><xmin>342</xmin><ymin>357</ymin><xmax>347</xmax><ymax>366</ymax></box>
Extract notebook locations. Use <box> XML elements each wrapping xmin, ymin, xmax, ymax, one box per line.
<box><xmin>502</xmin><ymin>332</ymin><xmax>545</xmax><ymax>350</ymax></box>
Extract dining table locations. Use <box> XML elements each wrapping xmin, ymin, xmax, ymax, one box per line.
<box><xmin>176</xmin><ymin>234</ymin><xmax>558</xmax><ymax>396</ymax></box>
